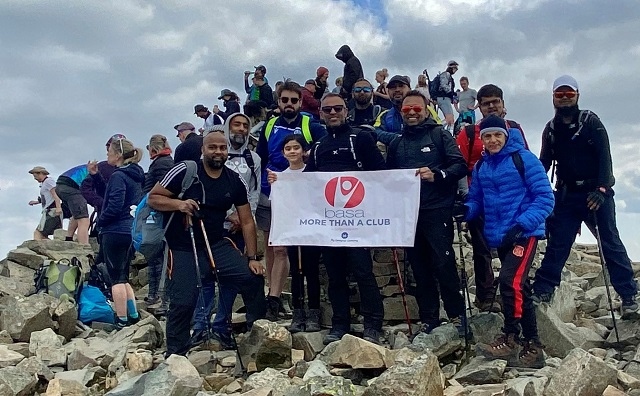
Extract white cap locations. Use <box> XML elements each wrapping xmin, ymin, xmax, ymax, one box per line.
<box><xmin>552</xmin><ymin>75</ymin><xmax>579</xmax><ymax>92</ymax></box>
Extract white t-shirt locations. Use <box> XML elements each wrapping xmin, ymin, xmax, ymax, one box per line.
<box><xmin>40</xmin><ymin>177</ymin><xmax>57</xmax><ymax>208</ymax></box>
<box><xmin>283</xmin><ymin>166</ymin><xmax>305</xmax><ymax>174</ymax></box>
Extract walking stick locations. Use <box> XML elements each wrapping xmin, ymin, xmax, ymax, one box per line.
<box><xmin>198</xmin><ymin>219</ymin><xmax>246</xmax><ymax>376</ymax></box>
<box><xmin>455</xmin><ymin>220</ymin><xmax>473</xmax><ymax>349</ymax></box>
<box><xmin>392</xmin><ymin>248</ymin><xmax>412</xmax><ymax>336</ymax></box>
<box><xmin>187</xmin><ymin>217</ymin><xmax>212</xmax><ymax>348</ymax></box>
<box><xmin>297</xmin><ymin>246</ymin><xmax>304</xmax><ymax>311</ymax></box>
<box><xmin>592</xmin><ymin>213</ymin><xmax>620</xmax><ymax>343</ymax></box>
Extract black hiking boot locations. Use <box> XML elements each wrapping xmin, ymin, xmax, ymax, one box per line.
<box><xmin>532</xmin><ymin>291</ymin><xmax>553</xmax><ymax>305</ymax></box>
<box><xmin>305</xmin><ymin>309</ymin><xmax>322</xmax><ymax>332</ymax></box>
<box><xmin>323</xmin><ymin>329</ymin><xmax>347</xmax><ymax>345</ymax></box>
<box><xmin>289</xmin><ymin>309</ymin><xmax>306</xmax><ymax>333</ymax></box>
<box><xmin>266</xmin><ymin>296</ymin><xmax>280</xmax><ymax>322</ymax></box>
<box><xmin>114</xmin><ymin>316</ymin><xmax>129</xmax><ymax>331</ymax></box>
<box><xmin>363</xmin><ymin>328</ymin><xmax>383</xmax><ymax>345</ymax></box>
<box><xmin>622</xmin><ymin>295</ymin><xmax>640</xmax><ymax>320</ymax></box>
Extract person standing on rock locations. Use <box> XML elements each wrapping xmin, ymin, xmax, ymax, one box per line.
<box><xmin>533</xmin><ymin>75</ymin><xmax>639</xmax><ymax>319</ymax></box>
<box><xmin>28</xmin><ymin>166</ymin><xmax>62</xmax><ymax>240</ymax></box>
<box><xmin>90</xmin><ymin>138</ymin><xmax>145</xmax><ymax>330</ymax></box>
<box><xmin>462</xmin><ymin>115</ymin><xmax>554</xmax><ymax>368</ymax></box>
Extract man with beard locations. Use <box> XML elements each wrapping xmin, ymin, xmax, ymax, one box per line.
<box><xmin>256</xmin><ymin>80</ymin><xmax>326</xmax><ymax>320</ymax></box>
<box><xmin>148</xmin><ymin>132</ymin><xmax>266</xmax><ymax>356</ymax></box>
<box><xmin>304</xmin><ymin>93</ymin><xmax>386</xmax><ymax>345</ymax></box>
<box><xmin>347</xmin><ymin>78</ymin><xmax>382</xmax><ymax>127</ymax></box>
<box><xmin>386</xmin><ymin>90</ymin><xmax>468</xmax><ymax>336</ymax></box>
<box><xmin>533</xmin><ymin>75</ymin><xmax>639</xmax><ymax>318</ymax></box>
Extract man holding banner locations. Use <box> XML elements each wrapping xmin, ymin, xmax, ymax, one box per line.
<box><xmin>386</xmin><ymin>90</ymin><xmax>468</xmax><ymax>336</ymax></box>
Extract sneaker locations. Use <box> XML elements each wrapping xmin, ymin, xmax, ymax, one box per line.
<box><xmin>476</xmin><ymin>333</ymin><xmax>520</xmax><ymax>361</ymax></box>
<box><xmin>305</xmin><ymin>309</ymin><xmax>322</xmax><ymax>333</ymax></box>
<box><xmin>323</xmin><ymin>329</ymin><xmax>347</xmax><ymax>345</ymax></box>
<box><xmin>531</xmin><ymin>292</ymin><xmax>554</xmax><ymax>304</ymax></box>
<box><xmin>363</xmin><ymin>328</ymin><xmax>382</xmax><ymax>345</ymax></box>
<box><xmin>114</xmin><ymin>316</ymin><xmax>129</xmax><ymax>331</ymax></box>
<box><xmin>511</xmin><ymin>339</ymin><xmax>545</xmax><ymax>369</ymax></box>
<box><xmin>210</xmin><ymin>331</ymin><xmax>236</xmax><ymax>351</ymax></box>
<box><xmin>289</xmin><ymin>309</ymin><xmax>305</xmax><ymax>333</ymax></box>
<box><xmin>127</xmin><ymin>313</ymin><xmax>140</xmax><ymax>325</ymax></box>
<box><xmin>265</xmin><ymin>296</ymin><xmax>280</xmax><ymax>322</ymax></box>
<box><xmin>622</xmin><ymin>296</ymin><xmax>640</xmax><ymax>320</ymax></box>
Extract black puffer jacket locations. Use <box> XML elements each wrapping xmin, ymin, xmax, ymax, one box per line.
<box><xmin>335</xmin><ymin>45</ymin><xmax>363</xmax><ymax>96</ymax></box>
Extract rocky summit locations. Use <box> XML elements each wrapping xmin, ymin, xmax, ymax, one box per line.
<box><xmin>1</xmin><ymin>234</ymin><xmax>640</xmax><ymax>395</ymax></box>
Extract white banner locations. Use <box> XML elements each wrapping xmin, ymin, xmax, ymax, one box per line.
<box><xmin>269</xmin><ymin>169</ymin><xmax>420</xmax><ymax>247</ymax></box>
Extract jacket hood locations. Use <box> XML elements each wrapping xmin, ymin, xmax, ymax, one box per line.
<box><xmin>404</xmin><ymin>117</ymin><xmax>440</xmax><ymax>135</ymax></box>
<box><xmin>224</xmin><ymin>112</ymin><xmax>252</xmax><ymax>154</ymax></box>
<box><xmin>335</xmin><ymin>45</ymin><xmax>354</xmax><ymax>63</ymax></box>
<box><xmin>117</xmin><ymin>162</ymin><xmax>145</xmax><ymax>183</ymax></box>
<box><xmin>485</xmin><ymin>127</ymin><xmax>526</xmax><ymax>161</ymax></box>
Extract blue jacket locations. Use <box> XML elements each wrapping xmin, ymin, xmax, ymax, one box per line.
<box><xmin>465</xmin><ymin>129</ymin><xmax>554</xmax><ymax>248</ymax></box>
<box><xmin>98</xmin><ymin>163</ymin><xmax>144</xmax><ymax>235</ymax></box>
<box><xmin>374</xmin><ymin>107</ymin><xmax>403</xmax><ymax>145</ymax></box>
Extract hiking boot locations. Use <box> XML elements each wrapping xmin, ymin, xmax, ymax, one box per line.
<box><xmin>622</xmin><ymin>296</ymin><xmax>640</xmax><ymax>320</ymax></box>
<box><xmin>531</xmin><ymin>291</ymin><xmax>554</xmax><ymax>305</ymax></box>
<box><xmin>363</xmin><ymin>328</ymin><xmax>383</xmax><ymax>345</ymax></box>
<box><xmin>476</xmin><ymin>299</ymin><xmax>502</xmax><ymax>313</ymax></box>
<box><xmin>189</xmin><ymin>328</ymin><xmax>208</xmax><ymax>348</ymax></box>
<box><xmin>476</xmin><ymin>333</ymin><xmax>520</xmax><ymax>361</ymax></box>
<box><xmin>265</xmin><ymin>296</ymin><xmax>280</xmax><ymax>322</ymax></box>
<box><xmin>289</xmin><ymin>309</ymin><xmax>305</xmax><ymax>333</ymax></box>
<box><xmin>450</xmin><ymin>316</ymin><xmax>473</xmax><ymax>340</ymax></box>
<box><xmin>305</xmin><ymin>309</ymin><xmax>322</xmax><ymax>332</ymax></box>
<box><xmin>210</xmin><ymin>331</ymin><xmax>236</xmax><ymax>351</ymax></box>
<box><xmin>114</xmin><ymin>316</ymin><xmax>129</xmax><ymax>331</ymax></box>
<box><xmin>323</xmin><ymin>329</ymin><xmax>347</xmax><ymax>345</ymax></box>
<box><xmin>510</xmin><ymin>339</ymin><xmax>545</xmax><ymax>369</ymax></box>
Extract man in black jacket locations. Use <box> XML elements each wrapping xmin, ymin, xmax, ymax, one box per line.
<box><xmin>305</xmin><ymin>93</ymin><xmax>386</xmax><ymax>345</ymax></box>
<box><xmin>174</xmin><ymin>122</ymin><xmax>203</xmax><ymax>163</ymax></box>
<box><xmin>533</xmin><ymin>75</ymin><xmax>638</xmax><ymax>318</ymax></box>
<box><xmin>387</xmin><ymin>90</ymin><xmax>468</xmax><ymax>335</ymax></box>
<box><xmin>335</xmin><ymin>45</ymin><xmax>363</xmax><ymax>99</ymax></box>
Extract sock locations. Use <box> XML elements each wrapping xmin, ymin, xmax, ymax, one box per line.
<box><xmin>127</xmin><ymin>300</ymin><xmax>139</xmax><ymax>318</ymax></box>
<box><xmin>117</xmin><ymin>316</ymin><xmax>128</xmax><ymax>323</ymax></box>
<box><xmin>65</xmin><ymin>236</ymin><xmax>73</xmax><ymax>241</ymax></box>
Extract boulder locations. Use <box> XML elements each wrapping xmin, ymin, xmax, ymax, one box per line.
<box><xmin>292</xmin><ymin>332</ymin><xmax>326</xmax><ymax>362</ymax></box>
<box><xmin>453</xmin><ymin>357</ymin><xmax>507</xmax><ymax>385</ymax></box>
<box><xmin>504</xmin><ymin>376</ymin><xmax>546</xmax><ymax>396</ymax></box>
<box><xmin>0</xmin><ymin>331</ymin><xmax>12</xmax><ymax>344</ymax></box>
<box><xmin>302</xmin><ymin>360</ymin><xmax>331</xmax><ymax>381</ymax></box>
<box><xmin>16</xmin><ymin>356</ymin><xmax>54</xmax><ymax>381</ymax></box>
<box><xmin>53</xmin><ymin>299</ymin><xmax>78</xmax><ymax>341</ymax></box>
<box><xmin>0</xmin><ymin>366</ymin><xmax>38</xmax><ymax>396</ymax></box>
<box><xmin>30</xmin><ymin>328</ymin><xmax>66</xmax><ymax>367</ymax></box>
<box><xmin>549</xmin><ymin>281</ymin><xmax>577</xmax><ymax>322</ymax></box>
<box><xmin>601</xmin><ymin>385</ymin><xmax>628</xmax><ymax>396</ymax></box>
<box><xmin>187</xmin><ymin>350</ymin><xmax>215</xmax><ymax>375</ymax></box>
<box><xmin>363</xmin><ymin>352</ymin><xmax>444</xmax><ymax>396</ymax></box>
<box><xmin>536</xmin><ymin>304</ymin><xmax>604</xmax><ymax>358</ymax></box>
<box><xmin>242</xmin><ymin>367</ymin><xmax>293</xmax><ymax>393</ymax></box>
<box><xmin>45</xmin><ymin>378</ymin><xmax>89</xmax><ymax>396</ymax></box>
<box><xmin>326</xmin><ymin>334</ymin><xmax>388</xmax><ymax>369</ymax></box>
<box><xmin>607</xmin><ymin>318</ymin><xmax>640</xmax><ymax>346</ymax></box>
<box><xmin>0</xmin><ymin>277</ymin><xmax>33</xmax><ymax>298</ymax></box>
<box><xmin>544</xmin><ymin>348</ymin><xmax>617</xmax><ymax>396</ymax></box>
<box><xmin>238</xmin><ymin>320</ymin><xmax>292</xmax><ymax>371</ymax></box>
<box><xmin>411</xmin><ymin>324</ymin><xmax>462</xmax><ymax>358</ymax></box>
<box><xmin>54</xmin><ymin>368</ymin><xmax>95</xmax><ymax>387</ymax></box>
<box><xmin>18</xmin><ymin>240</ymin><xmax>94</xmax><ymax>268</ymax></box>
<box><xmin>0</xmin><ymin>294</ymin><xmax>57</xmax><ymax>342</ymax></box>
<box><xmin>66</xmin><ymin>348</ymin><xmax>99</xmax><ymax>371</ymax></box>
<box><xmin>469</xmin><ymin>313</ymin><xmax>504</xmax><ymax>345</ymax></box>
<box><xmin>6</xmin><ymin>247</ymin><xmax>47</xmax><ymax>270</ymax></box>
<box><xmin>127</xmin><ymin>349</ymin><xmax>154</xmax><ymax>373</ymax></box>
<box><xmin>0</xmin><ymin>346</ymin><xmax>25</xmax><ymax>368</ymax></box>
<box><xmin>305</xmin><ymin>376</ymin><xmax>356</xmax><ymax>396</ymax></box>
<box><xmin>382</xmin><ymin>296</ymin><xmax>420</xmax><ymax>321</ymax></box>
<box><xmin>203</xmin><ymin>373</ymin><xmax>235</xmax><ymax>392</ymax></box>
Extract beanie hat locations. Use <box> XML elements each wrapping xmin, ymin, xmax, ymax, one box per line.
<box><xmin>316</xmin><ymin>66</ymin><xmax>329</xmax><ymax>77</ymax></box>
<box><xmin>479</xmin><ymin>114</ymin><xmax>508</xmax><ymax>138</ymax></box>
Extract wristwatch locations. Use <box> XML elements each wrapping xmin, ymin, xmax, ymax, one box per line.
<box><xmin>246</xmin><ymin>255</ymin><xmax>263</xmax><ymax>261</ymax></box>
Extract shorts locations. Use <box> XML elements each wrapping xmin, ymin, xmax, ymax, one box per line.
<box><xmin>437</xmin><ymin>97</ymin><xmax>454</xmax><ymax>116</ymax></box>
<box><xmin>37</xmin><ymin>209</ymin><xmax>62</xmax><ymax>236</ymax></box>
<box><xmin>255</xmin><ymin>193</ymin><xmax>271</xmax><ymax>232</ymax></box>
<box><xmin>101</xmin><ymin>233</ymin><xmax>134</xmax><ymax>285</ymax></box>
<box><xmin>56</xmin><ymin>183</ymin><xmax>89</xmax><ymax>220</ymax></box>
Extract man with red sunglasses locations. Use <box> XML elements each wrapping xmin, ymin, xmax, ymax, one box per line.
<box><xmin>534</xmin><ymin>75</ymin><xmax>639</xmax><ymax>319</ymax></box>
<box><xmin>386</xmin><ymin>90</ymin><xmax>468</xmax><ymax>337</ymax></box>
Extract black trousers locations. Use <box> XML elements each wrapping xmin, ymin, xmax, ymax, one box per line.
<box><xmin>286</xmin><ymin>246</ymin><xmax>321</xmax><ymax>310</ymax></box>
<box><xmin>322</xmin><ymin>247</ymin><xmax>383</xmax><ymax>332</ymax></box>
<box><xmin>497</xmin><ymin>237</ymin><xmax>539</xmax><ymax>340</ymax></box>
<box><xmin>165</xmin><ymin>239</ymin><xmax>266</xmax><ymax>356</ymax></box>
<box><xmin>407</xmin><ymin>208</ymin><xmax>464</xmax><ymax>325</ymax></box>
<box><xmin>467</xmin><ymin>216</ymin><xmax>496</xmax><ymax>302</ymax></box>
<box><xmin>534</xmin><ymin>190</ymin><xmax>637</xmax><ymax>299</ymax></box>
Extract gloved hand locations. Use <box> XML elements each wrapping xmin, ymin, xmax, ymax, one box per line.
<box><xmin>587</xmin><ymin>188</ymin><xmax>607</xmax><ymax>211</ymax></box>
<box><xmin>453</xmin><ymin>202</ymin><xmax>468</xmax><ymax>222</ymax></box>
<box><xmin>501</xmin><ymin>224</ymin><xmax>524</xmax><ymax>248</ymax></box>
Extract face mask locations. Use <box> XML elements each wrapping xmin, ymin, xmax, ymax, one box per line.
<box><xmin>231</xmin><ymin>134</ymin><xmax>246</xmax><ymax>145</ymax></box>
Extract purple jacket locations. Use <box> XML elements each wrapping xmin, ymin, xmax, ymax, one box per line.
<box><xmin>81</xmin><ymin>161</ymin><xmax>116</xmax><ymax>211</ymax></box>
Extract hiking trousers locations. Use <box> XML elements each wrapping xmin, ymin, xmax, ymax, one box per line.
<box><xmin>407</xmin><ymin>208</ymin><xmax>465</xmax><ymax>325</ymax></box>
<box><xmin>497</xmin><ymin>237</ymin><xmax>539</xmax><ymax>340</ymax></box>
<box><xmin>165</xmin><ymin>239</ymin><xmax>266</xmax><ymax>356</ymax></box>
<box><xmin>468</xmin><ymin>216</ymin><xmax>496</xmax><ymax>303</ymax></box>
<box><xmin>287</xmin><ymin>246</ymin><xmax>322</xmax><ymax>310</ymax></box>
<box><xmin>534</xmin><ymin>190</ymin><xmax>636</xmax><ymax>299</ymax></box>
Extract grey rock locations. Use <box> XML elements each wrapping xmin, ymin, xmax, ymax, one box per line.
<box><xmin>302</xmin><ymin>360</ymin><xmax>331</xmax><ymax>381</ymax></box>
<box><xmin>53</xmin><ymin>298</ymin><xmax>78</xmax><ymax>341</ymax></box>
<box><xmin>187</xmin><ymin>350</ymin><xmax>215</xmax><ymax>375</ymax></box>
<box><xmin>326</xmin><ymin>334</ymin><xmax>389</xmax><ymax>369</ymax></box>
<box><xmin>453</xmin><ymin>357</ymin><xmax>507</xmax><ymax>385</ymax></box>
<box><xmin>504</xmin><ymin>376</ymin><xmax>546</xmax><ymax>396</ymax></box>
<box><xmin>382</xmin><ymin>296</ymin><xmax>420</xmax><ymax>321</ymax></box>
<box><xmin>291</xmin><ymin>332</ymin><xmax>326</xmax><ymax>362</ymax></box>
<box><xmin>54</xmin><ymin>368</ymin><xmax>95</xmax><ymax>386</ymax></box>
<box><xmin>238</xmin><ymin>320</ymin><xmax>292</xmax><ymax>371</ymax></box>
<box><xmin>469</xmin><ymin>312</ymin><xmax>504</xmax><ymax>345</ymax></box>
<box><xmin>607</xmin><ymin>318</ymin><xmax>640</xmax><ymax>346</ymax></box>
<box><xmin>329</xmin><ymin>368</ymin><xmax>364</xmax><ymax>385</ymax></box>
<box><xmin>45</xmin><ymin>378</ymin><xmax>89</xmax><ymax>396</ymax></box>
<box><xmin>549</xmin><ymin>281</ymin><xmax>577</xmax><ymax>322</ymax></box>
<box><xmin>305</xmin><ymin>376</ymin><xmax>356</xmax><ymax>396</ymax></box>
<box><xmin>6</xmin><ymin>247</ymin><xmax>47</xmax><ymax>270</ymax></box>
<box><xmin>0</xmin><ymin>366</ymin><xmax>38</xmax><ymax>396</ymax></box>
<box><xmin>0</xmin><ymin>345</ymin><xmax>25</xmax><ymax>368</ymax></box>
<box><xmin>391</xmin><ymin>331</ymin><xmax>410</xmax><ymax>350</ymax></box>
<box><xmin>363</xmin><ymin>352</ymin><xmax>444</xmax><ymax>396</ymax></box>
<box><xmin>16</xmin><ymin>356</ymin><xmax>54</xmax><ymax>381</ymax></box>
<box><xmin>411</xmin><ymin>324</ymin><xmax>462</xmax><ymax>358</ymax></box>
<box><xmin>66</xmin><ymin>348</ymin><xmax>99</xmax><ymax>371</ymax></box>
<box><xmin>29</xmin><ymin>328</ymin><xmax>66</xmax><ymax>367</ymax></box>
<box><xmin>243</xmin><ymin>367</ymin><xmax>293</xmax><ymax>393</ymax></box>
<box><xmin>536</xmin><ymin>304</ymin><xmax>604</xmax><ymax>358</ymax></box>
<box><xmin>0</xmin><ymin>330</ymin><xmax>12</xmax><ymax>344</ymax></box>
<box><xmin>0</xmin><ymin>277</ymin><xmax>33</xmax><ymax>298</ymax></box>
<box><xmin>127</xmin><ymin>349</ymin><xmax>154</xmax><ymax>373</ymax></box>
<box><xmin>0</xmin><ymin>293</ymin><xmax>57</xmax><ymax>342</ymax></box>
<box><xmin>544</xmin><ymin>348</ymin><xmax>617</xmax><ymax>396</ymax></box>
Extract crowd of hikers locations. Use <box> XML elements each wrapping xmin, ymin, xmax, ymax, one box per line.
<box><xmin>28</xmin><ymin>44</ymin><xmax>637</xmax><ymax>369</ymax></box>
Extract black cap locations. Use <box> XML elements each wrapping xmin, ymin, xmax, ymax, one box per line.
<box><xmin>387</xmin><ymin>75</ymin><xmax>410</xmax><ymax>87</ymax></box>
<box><xmin>254</xmin><ymin>65</ymin><xmax>267</xmax><ymax>74</ymax></box>
<box><xmin>194</xmin><ymin>104</ymin><xmax>208</xmax><ymax>113</ymax></box>
<box><xmin>217</xmin><ymin>89</ymin><xmax>232</xmax><ymax>100</ymax></box>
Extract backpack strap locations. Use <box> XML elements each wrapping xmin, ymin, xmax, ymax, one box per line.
<box><xmin>163</xmin><ymin>160</ymin><xmax>201</xmax><ymax>233</ymax></box>
<box><xmin>511</xmin><ymin>152</ymin><xmax>526</xmax><ymax>182</ymax></box>
<box><xmin>464</xmin><ymin>125</ymin><xmax>477</xmax><ymax>166</ymax></box>
<box><xmin>264</xmin><ymin>117</ymin><xmax>278</xmax><ymax>141</ymax></box>
<box><xmin>372</xmin><ymin>105</ymin><xmax>382</xmax><ymax>122</ymax></box>
<box><xmin>243</xmin><ymin>149</ymin><xmax>258</xmax><ymax>190</ymax></box>
<box><xmin>301</xmin><ymin>115</ymin><xmax>313</xmax><ymax>144</ymax></box>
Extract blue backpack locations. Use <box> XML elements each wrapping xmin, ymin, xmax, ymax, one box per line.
<box><xmin>131</xmin><ymin>161</ymin><xmax>199</xmax><ymax>256</ymax></box>
<box><xmin>78</xmin><ymin>284</ymin><xmax>114</xmax><ymax>324</ymax></box>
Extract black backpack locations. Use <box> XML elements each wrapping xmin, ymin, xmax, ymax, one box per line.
<box><xmin>428</xmin><ymin>72</ymin><xmax>442</xmax><ymax>99</ymax></box>
<box><xmin>86</xmin><ymin>254</ymin><xmax>113</xmax><ymax>301</ymax></box>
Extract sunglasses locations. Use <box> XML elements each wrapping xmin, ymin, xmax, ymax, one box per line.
<box><xmin>553</xmin><ymin>91</ymin><xmax>577</xmax><ymax>99</ymax></box>
<box><xmin>321</xmin><ymin>105</ymin><xmax>345</xmax><ymax>114</ymax></box>
<box><xmin>401</xmin><ymin>105</ymin><xmax>424</xmax><ymax>114</ymax></box>
<box><xmin>280</xmin><ymin>96</ymin><xmax>300</xmax><ymax>104</ymax></box>
<box><xmin>353</xmin><ymin>87</ymin><xmax>373</xmax><ymax>93</ymax></box>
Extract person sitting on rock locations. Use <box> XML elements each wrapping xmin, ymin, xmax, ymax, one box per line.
<box><xmin>461</xmin><ymin>115</ymin><xmax>554</xmax><ymax>368</ymax></box>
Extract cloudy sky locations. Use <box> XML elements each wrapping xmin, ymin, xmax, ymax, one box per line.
<box><xmin>2</xmin><ymin>0</ymin><xmax>640</xmax><ymax>260</ymax></box>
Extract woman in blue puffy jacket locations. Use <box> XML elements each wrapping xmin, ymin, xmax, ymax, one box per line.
<box><xmin>464</xmin><ymin>114</ymin><xmax>554</xmax><ymax>368</ymax></box>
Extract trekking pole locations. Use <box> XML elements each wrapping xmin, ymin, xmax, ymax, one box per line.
<box><xmin>392</xmin><ymin>248</ymin><xmax>412</xmax><ymax>336</ymax></box>
<box><xmin>455</xmin><ymin>220</ymin><xmax>472</xmax><ymax>350</ymax></box>
<box><xmin>592</xmin><ymin>212</ymin><xmax>620</xmax><ymax>343</ymax></box>
<box><xmin>187</xmin><ymin>216</ymin><xmax>212</xmax><ymax>348</ymax></box>
<box><xmin>297</xmin><ymin>246</ymin><xmax>305</xmax><ymax>311</ymax></box>
<box><xmin>198</xmin><ymin>219</ymin><xmax>246</xmax><ymax>376</ymax></box>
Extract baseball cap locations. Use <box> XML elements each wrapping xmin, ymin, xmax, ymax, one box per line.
<box><xmin>387</xmin><ymin>75</ymin><xmax>410</xmax><ymax>87</ymax></box>
<box><xmin>254</xmin><ymin>65</ymin><xmax>267</xmax><ymax>74</ymax></box>
<box><xmin>174</xmin><ymin>122</ymin><xmax>195</xmax><ymax>132</ymax></box>
<box><xmin>304</xmin><ymin>79</ymin><xmax>315</xmax><ymax>85</ymax></box>
<box><xmin>552</xmin><ymin>75</ymin><xmax>579</xmax><ymax>92</ymax></box>
<box><xmin>105</xmin><ymin>133</ymin><xmax>126</xmax><ymax>147</ymax></box>
<box><xmin>447</xmin><ymin>60</ymin><xmax>459</xmax><ymax>67</ymax></box>
<box><xmin>28</xmin><ymin>166</ymin><xmax>49</xmax><ymax>175</ymax></box>
<box><xmin>194</xmin><ymin>104</ymin><xmax>208</xmax><ymax>114</ymax></box>
<box><xmin>217</xmin><ymin>89</ymin><xmax>232</xmax><ymax>100</ymax></box>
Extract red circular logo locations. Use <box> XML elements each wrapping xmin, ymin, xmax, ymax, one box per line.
<box><xmin>324</xmin><ymin>176</ymin><xmax>365</xmax><ymax>208</ymax></box>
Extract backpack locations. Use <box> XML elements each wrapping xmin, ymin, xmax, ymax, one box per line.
<box><xmin>544</xmin><ymin>110</ymin><xmax>594</xmax><ymax>157</ymax></box>
<box><xmin>475</xmin><ymin>152</ymin><xmax>526</xmax><ymax>182</ymax></box>
<box><xmin>264</xmin><ymin>115</ymin><xmax>313</xmax><ymax>144</ymax></box>
<box><xmin>312</xmin><ymin>130</ymin><xmax>365</xmax><ymax>171</ymax></box>
<box><xmin>78</xmin><ymin>284</ymin><xmax>115</xmax><ymax>325</ymax></box>
<box><xmin>347</xmin><ymin>105</ymin><xmax>382</xmax><ymax>127</ymax></box>
<box><xmin>428</xmin><ymin>72</ymin><xmax>442</xmax><ymax>100</ymax></box>
<box><xmin>33</xmin><ymin>257</ymin><xmax>83</xmax><ymax>301</ymax></box>
<box><xmin>463</xmin><ymin>121</ymin><xmax>529</xmax><ymax>165</ymax></box>
<box><xmin>86</xmin><ymin>254</ymin><xmax>112</xmax><ymax>301</ymax></box>
<box><xmin>132</xmin><ymin>160</ymin><xmax>199</xmax><ymax>256</ymax></box>
<box><xmin>228</xmin><ymin>149</ymin><xmax>258</xmax><ymax>190</ymax></box>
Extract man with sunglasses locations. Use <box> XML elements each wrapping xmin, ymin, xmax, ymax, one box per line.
<box><xmin>533</xmin><ymin>75</ymin><xmax>639</xmax><ymax>318</ymax></box>
<box><xmin>174</xmin><ymin>122</ymin><xmax>203</xmax><ymax>163</ymax></box>
<box><xmin>347</xmin><ymin>78</ymin><xmax>382</xmax><ymax>127</ymax></box>
<box><xmin>304</xmin><ymin>93</ymin><xmax>386</xmax><ymax>345</ymax></box>
<box><xmin>386</xmin><ymin>90</ymin><xmax>468</xmax><ymax>336</ymax></box>
<box><xmin>256</xmin><ymin>80</ymin><xmax>326</xmax><ymax>320</ymax></box>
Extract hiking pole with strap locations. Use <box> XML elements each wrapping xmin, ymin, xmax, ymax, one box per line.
<box><xmin>198</xmin><ymin>218</ymin><xmax>246</xmax><ymax>377</ymax></box>
<box><xmin>297</xmin><ymin>246</ymin><xmax>305</xmax><ymax>313</ymax></box>
<box><xmin>455</xmin><ymin>219</ymin><xmax>473</xmax><ymax>350</ymax></box>
<box><xmin>187</xmin><ymin>216</ymin><xmax>213</xmax><ymax>348</ymax></box>
<box><xmin>392</xmin><ymin>248</ymin><xmax>412</xmax><ymax>336</ymax></box>
<box><xmin>592</xmin><ymin>212</ymin><xmax>620</xmax><ymax>343</ymax></box>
